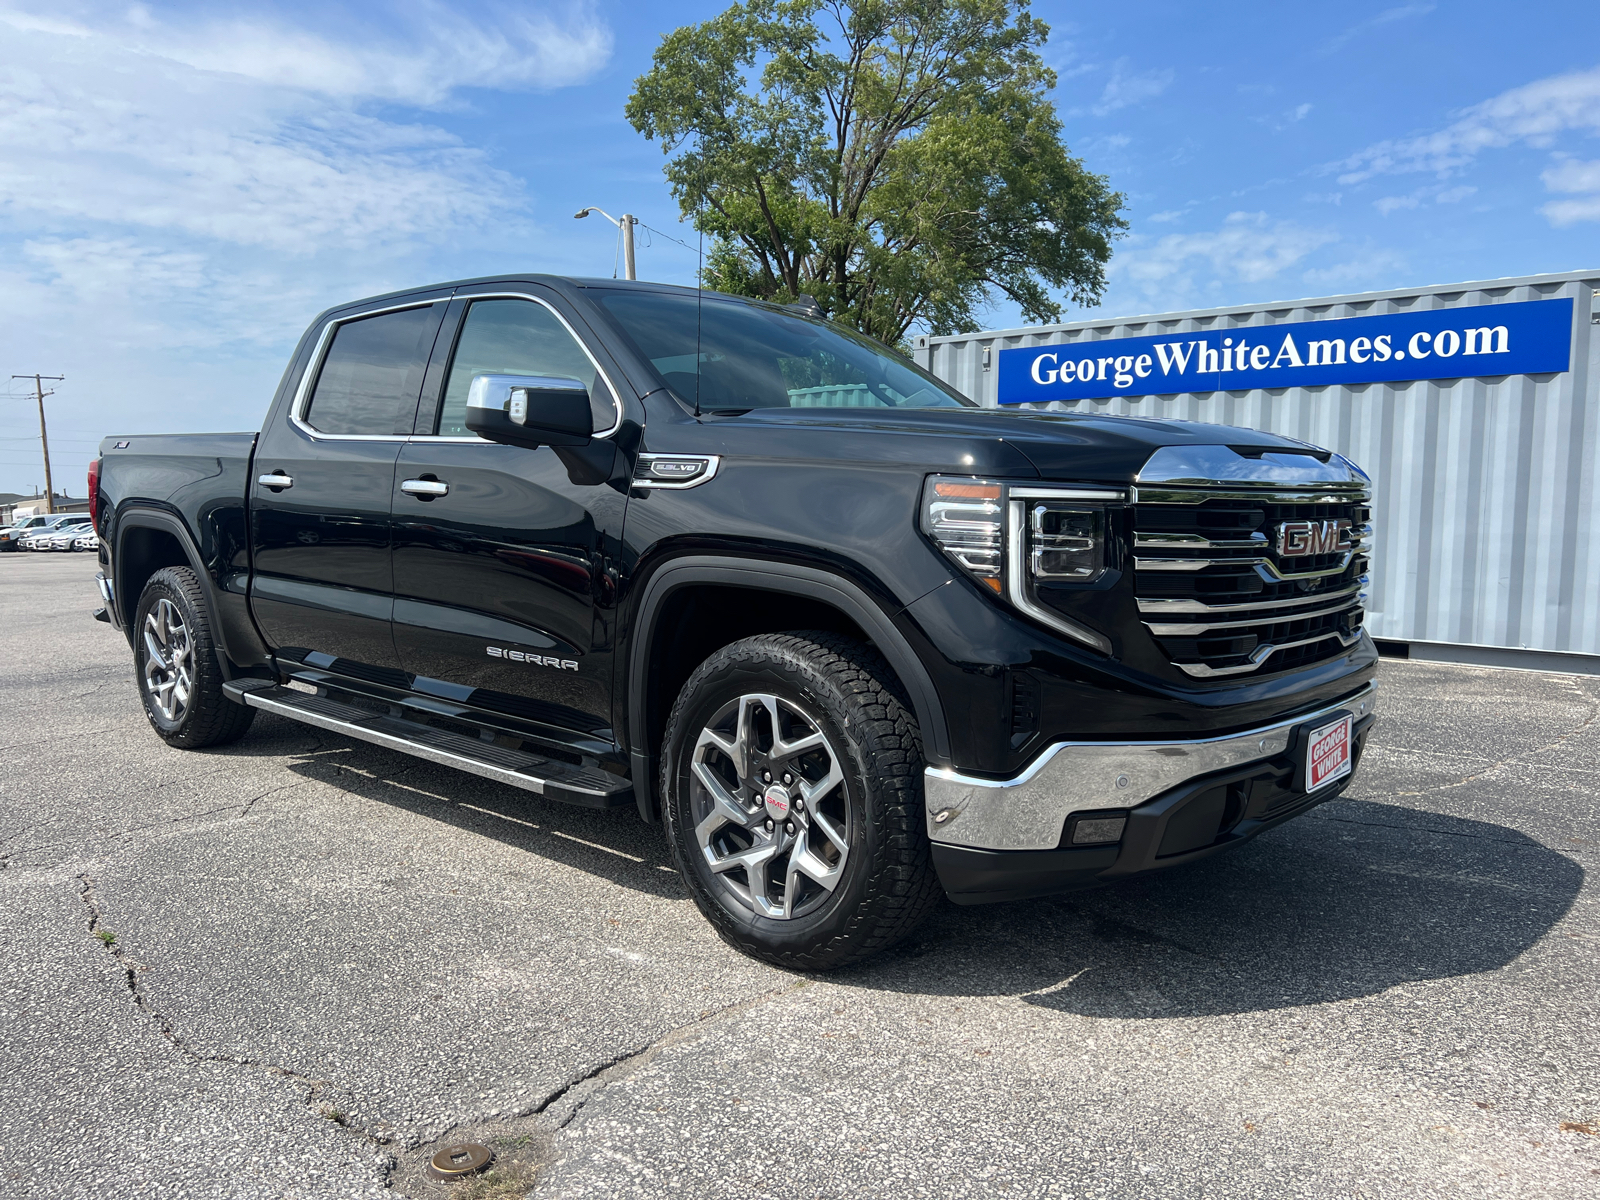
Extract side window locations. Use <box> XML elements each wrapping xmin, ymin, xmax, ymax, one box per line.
<box><xmin>302</xmin><ymin>305</ymin><xmax>439</xmax><ymax>436</ymax></box>
<box><xmin>436</xmin><ymin>299</ymin><xmax>614</xmax><ymax>438</ymax></box>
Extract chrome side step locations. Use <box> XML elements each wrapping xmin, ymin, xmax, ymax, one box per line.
<box><xmin>222</xmin><ymin>680</ymin><xmax>632</xmax><ymax>809</ymax></box>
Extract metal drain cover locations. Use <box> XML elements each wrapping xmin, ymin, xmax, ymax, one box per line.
<box><xmin>427</xmin><ymin>1142</ymin><xmax>494</xmax><ymax>1180</ymax></box>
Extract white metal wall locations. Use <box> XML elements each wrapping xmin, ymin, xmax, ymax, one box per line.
<box><xmin>914</xmin><ymin>271</ymin><xmax>1600</xmax><ymax>660</ymax></box>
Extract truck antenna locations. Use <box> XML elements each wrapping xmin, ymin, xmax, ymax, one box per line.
<box><xmin>695</xmin><ymin>215</ymin><xmax>703</xmax><ymax>418</ymax></box>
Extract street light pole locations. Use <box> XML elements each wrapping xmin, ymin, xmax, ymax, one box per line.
<box><xmin>574</xmin><ymin>207</ymin><xmax>638</xmax><ymax>280</ymax></box>
<box><xmin>12</xmin><ymin>374</ymin><xmax>64</xmax><ymax>515</ymax></box>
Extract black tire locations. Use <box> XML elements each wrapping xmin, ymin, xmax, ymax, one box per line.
<box><xmin>132</xmin><ymin>566</ymin><xmax>256</xmax><ymax>749</ymax></box>
<box><xmin>660</xmin><ymin>632</ymin><xmax>939</xmax><ymax>970</ymax></box>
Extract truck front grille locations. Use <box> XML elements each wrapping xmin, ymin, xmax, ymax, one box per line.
<box><xmin>1131</xmin><ymin>491</ymin><xmax>1371</xmax><ymax>678</ymax></box>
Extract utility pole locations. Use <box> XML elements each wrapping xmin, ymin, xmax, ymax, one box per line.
<box><xmin>574</xmin><ymin>207</ymin><xmax>638</xmax><ymax>280</ymax></box>
<box><xmin>12</xmin><ymin>374</ymin><xmax>64</xmax><ymax>514</ymax></box>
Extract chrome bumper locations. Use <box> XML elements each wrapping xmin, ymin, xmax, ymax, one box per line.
<box><xmin>924</xmin><ymin>681</ymin><xmax>1377</xmax><ymax>851</ymax></box>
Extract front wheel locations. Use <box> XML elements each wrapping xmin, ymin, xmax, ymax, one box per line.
<box><xmin>133</xmin><ymin>567</ymin><xmax>255</xmax><ymax>749</ymax></box>
<box><xmin>660</xmin><ymin>632</ymin><xmax>939</xmax><ymax>970</ymax></box>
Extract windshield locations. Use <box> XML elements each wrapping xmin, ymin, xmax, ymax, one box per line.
<box><xmin>593</xmin><ymin>290</ymin><xmax>974</xmax><ymax>412</ymax></box>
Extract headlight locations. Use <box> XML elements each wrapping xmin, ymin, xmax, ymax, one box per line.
<box><xmin>922</xmin><ymin>476</ymin><xmax>1122</xmax><ymax>654</ymax></box>
<box><xmin>1027</xmin><ymin>503</ymin><xmax>1107</xmax><ymax>582</ymax></box>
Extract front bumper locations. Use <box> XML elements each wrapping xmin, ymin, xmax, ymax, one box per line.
<box><xmin>924</xmin><ymin>681</ymin><xmax>1376</xmax><ymax>902</ymax></box>
<box><xmin>925</xmin><ymin>681</ymin><xmax>1375</xmax><ymax>850</ymax></box>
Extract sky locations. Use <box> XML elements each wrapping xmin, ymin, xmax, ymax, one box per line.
<box><xmin>1</xmin><ymin>0</ymin><xmax>1598</xmax><ymax>496</ymax></box>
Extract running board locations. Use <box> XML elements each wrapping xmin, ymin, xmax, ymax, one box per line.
<box><xmin>223</xmin><ymin>680</ymin><xmax>632</xmax><ymax>809</ymax></box>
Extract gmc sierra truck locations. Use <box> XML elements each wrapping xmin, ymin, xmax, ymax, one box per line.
<box><xmin>92</xmin><ymin>275</ymin><xmax>1377</xmax><ymax>968</ymax></box>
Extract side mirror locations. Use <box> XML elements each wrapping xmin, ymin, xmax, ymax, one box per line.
<box><xmin>465</xmin><ymin>374</ymin><xmax>593</xmax><ymax>448</ymax></box>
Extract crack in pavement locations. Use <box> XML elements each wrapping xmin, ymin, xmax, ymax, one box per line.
<box><xmin>73</xmin><ymin>676</ymin><xmax>128</xmax><ymax>699</ymax></box>
<box><xmin>75</xmin><ymin>871</ymin><xmax>397</xmax><ymax>1157</ymax></box>
<box><xmin>73</xmin><ymin>864</ymin><xmax>804</xmax><ymax>1186</ymax></box>
<box><xmin>1</xmin><ymin>781</ymin><xmax>308</xmax><ymax>863</ymax></box>
<box><xmin>399</xmin><ymin>981</ymin><xmax>808</xmax><ymax>1164</ymax></box>
<box><xmin>1388</xmin><ymin>676</ymin><xmax>1599</xmax><ymax>799</ymax></box>
<box><xmin>546</xmin><ymin>983</ymin><xmax>806</xmax><ymax>1131</ymax></box>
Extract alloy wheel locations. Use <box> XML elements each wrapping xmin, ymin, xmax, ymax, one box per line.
<box><xmin>142</xmin><ymin>597</ymin><xmax>194</xmax><ymax>723</ymax></box>
<box><xmin>690</xmin><ymin>693</ymin><xmax>851</xmax><ymax>920</ymax></box>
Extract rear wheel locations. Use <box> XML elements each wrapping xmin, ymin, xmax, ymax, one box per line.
<box><xmin>133</xmin><ymin>567</ymin><xmax>255</xmax><ymax>749</ymax></box>
<box><xmin>660</xmin><ymin>632</ymin><xmax>938</xmax><ymax>970</ymax></box>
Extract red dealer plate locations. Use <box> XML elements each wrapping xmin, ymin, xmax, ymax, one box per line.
<box><xmin>1306</xmin><ymin>715</ymin><xmax>1353</xmax><ymax>792</ymax></box>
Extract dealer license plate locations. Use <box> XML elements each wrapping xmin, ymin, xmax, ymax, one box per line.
<box><xmin>1305</xmin><ymin>715</ymin><xmax>1353</xmax><ymax>791</ymax></box>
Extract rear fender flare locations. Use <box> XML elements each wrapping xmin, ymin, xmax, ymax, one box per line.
<box><xmin>114</xmin><ymin>508</ymin><xmax>235</xmax><ymax>676</ymax></box>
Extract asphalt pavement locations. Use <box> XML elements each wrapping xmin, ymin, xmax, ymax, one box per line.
<box><xmin>2</xmin><ymin>552</ymin><xmax>1595</xmax><ymax>1199</ymax></box>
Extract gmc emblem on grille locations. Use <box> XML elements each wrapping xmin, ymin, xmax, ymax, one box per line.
<box><xmin>1276</xmin><ymin>518</ymin><xmax>1350</xmax><ymax>558</ymax></box>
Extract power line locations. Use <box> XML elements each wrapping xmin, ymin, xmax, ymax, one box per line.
<box><xmin>636</xmin><ymin>221</ymin><xmax>702</xmax><ymax>255</ymax></box>
<box><xmin>9</xmin><ymin>375</ymin><xmax>64</xmax><ymax>514</ymax></box>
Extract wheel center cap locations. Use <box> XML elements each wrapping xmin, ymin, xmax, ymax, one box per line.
<box><xmin>762</xmin><ymin>783</ymin><xmax>792</xmax><ymax>822</ymax></box>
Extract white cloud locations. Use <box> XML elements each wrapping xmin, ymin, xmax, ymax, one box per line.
<box><xmin>0</xmin><ymin>2</ymin><xmax>613</xmax><ymax>491</ymax></box>
<box><xmin>1543</xmin><ymin>158</ymin><xmax>1600</xmax><ymax>192</ymax></box>
<box><xmin>1090</xmin><ymin>60</ymin><xmax>1175</xmax><ymax>117</ymax></box>
<box><xmin>1334</xmin><ymin>65</ymin><xmax>1600</xmax><ymax>185</ymax></box>
<box><xmin>1374</xmin><ymin>183</ymin><xmax>1479</xmax><ymax>214</ymax></box>
<box><xmin>1259</xmin><ymin>101</ymin><xmax>1314</xmax><ymax>132</ymax></box>
<box><xmin>1329</xmin><ymin>63</ymin><xmax>1600</xmax><ymax>229</ymax></box>
<box><xmin>1322</xmin><ymin>4</ymin><xmax>1435</xmax><ymax>55</ymax></box>
<box><xmin>0</xmin><ymin>2</ymin><xmax>611</xmax><ymax>105</ymax></box>
<box><xmin>1108</xmin><ymin>212</ymin><xmax>1338</xmax><ymax>305</ymax></box>
<box><xmin>0</xmin><ymin>4</ymin><xmax>611</xmax><ymax>258</ymax></box>
<box><xmin>1539</xmin><ymin>157</ymin><xmax>1600</xmax><ymax>225</ymax></box>
<box><xmin>1542</xmin><ymin>195</ymin><xmax>1600</xmax><ymax>225</ymax></box>
<box><xmin>1374</xmin><ymin>194</ymin><xmax>1421</xmax><ymax>215</ymax></box>
<box><xmin>1302</xmin><ymin>247</ymin><xmax>1409</xmax><ymax>289</ymax></box>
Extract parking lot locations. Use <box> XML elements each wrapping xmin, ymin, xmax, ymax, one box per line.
<box><xmin>1</xmin><ymin>551</ymin><xmax>1595</xmax><ymax>1199</ymax></box>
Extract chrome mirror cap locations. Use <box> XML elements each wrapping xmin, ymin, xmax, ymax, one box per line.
<box><xmin>465</xmin><ymin>374</ymin><xmax>589</xmax><ymax>425</ymax></box>
<box><xmin>464</xmin><ymin>373</ymin><xmax>592</xmax><ymax>449</ymax></box>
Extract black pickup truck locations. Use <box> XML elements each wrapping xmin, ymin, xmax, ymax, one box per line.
<box><xmin>92</xmin><ymin>275</ymin><xmax>1378</xmax><ymax>967</ymax></box>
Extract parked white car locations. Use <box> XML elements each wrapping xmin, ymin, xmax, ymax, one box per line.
<box><xmin>43</xmin><ymin>525</ymin><xmax>89</xmax><ymax>551</ymax></box>
<box><xmin>21</xmin><ymin>516</ymin><xmax>90</xmax><ymax>550</ymax></box>
<box><xmin>1</xmin><ymin>514</ymin><xmax>63</xmax><ymax>551</ymax></box>
<box><xmin>72</xmin><ymin>531</ymin><xmax>100</xmax><ymax>552</ymax></box>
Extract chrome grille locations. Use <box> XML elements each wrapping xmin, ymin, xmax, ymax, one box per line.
<box><xmin>1131</xmin><ymin>448</ymin><xmax>1371</xmax><ymax>678</ymax></box>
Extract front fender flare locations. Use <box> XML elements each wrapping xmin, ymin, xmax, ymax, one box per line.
<box><xmin>626</xmin><ymin>555</ymin><xmax>952</xmax><ymax>822</ymax></box>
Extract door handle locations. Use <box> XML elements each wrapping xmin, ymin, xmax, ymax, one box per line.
<box><xmin>257</xmin><ymin>472</ymin><xmax>293</xmax><ymax>491</ymax></box>
<box><xmin>400</xmin><ymin>478</ymin><xmax>449</xmax><ymax>499</ymax></box>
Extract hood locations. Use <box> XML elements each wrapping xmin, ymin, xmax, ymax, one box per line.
<box><xmin>716</xmin><ymin>406</ymin><xmax>1318</xmax><ymax>483</ymax></box>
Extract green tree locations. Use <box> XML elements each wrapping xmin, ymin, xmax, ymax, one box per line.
<box><xmin>626</xmin><ymin>0</ymin><xmax>1127</xmax><ymax>345</ymax></box>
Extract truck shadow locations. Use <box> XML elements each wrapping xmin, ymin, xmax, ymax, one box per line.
<box><xmin>846</xmin><ymin>799</ymin><xmax>1585</xmax><ymax>1017</ymax></box>
<box><xmin>218</xmin><ymin>714</ymin><xmax>688</xmax><ymax>902</ymax></box>
<box><xmin>208</xmin><ymin>722</ymin><xmax>1583</xmax><ymax>1017</ymax></box>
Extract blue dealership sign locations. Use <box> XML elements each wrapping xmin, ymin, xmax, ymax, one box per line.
<box><xmin>997</xmin><ymin>297</ymin><xmax>1574</xmax><ymax>404</ymax></box>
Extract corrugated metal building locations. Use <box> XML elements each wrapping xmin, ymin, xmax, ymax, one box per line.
<box><xmin>914</xmin><ymin>270</ymin><xmax>1600</xmax><ymax>675</ymax></box>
